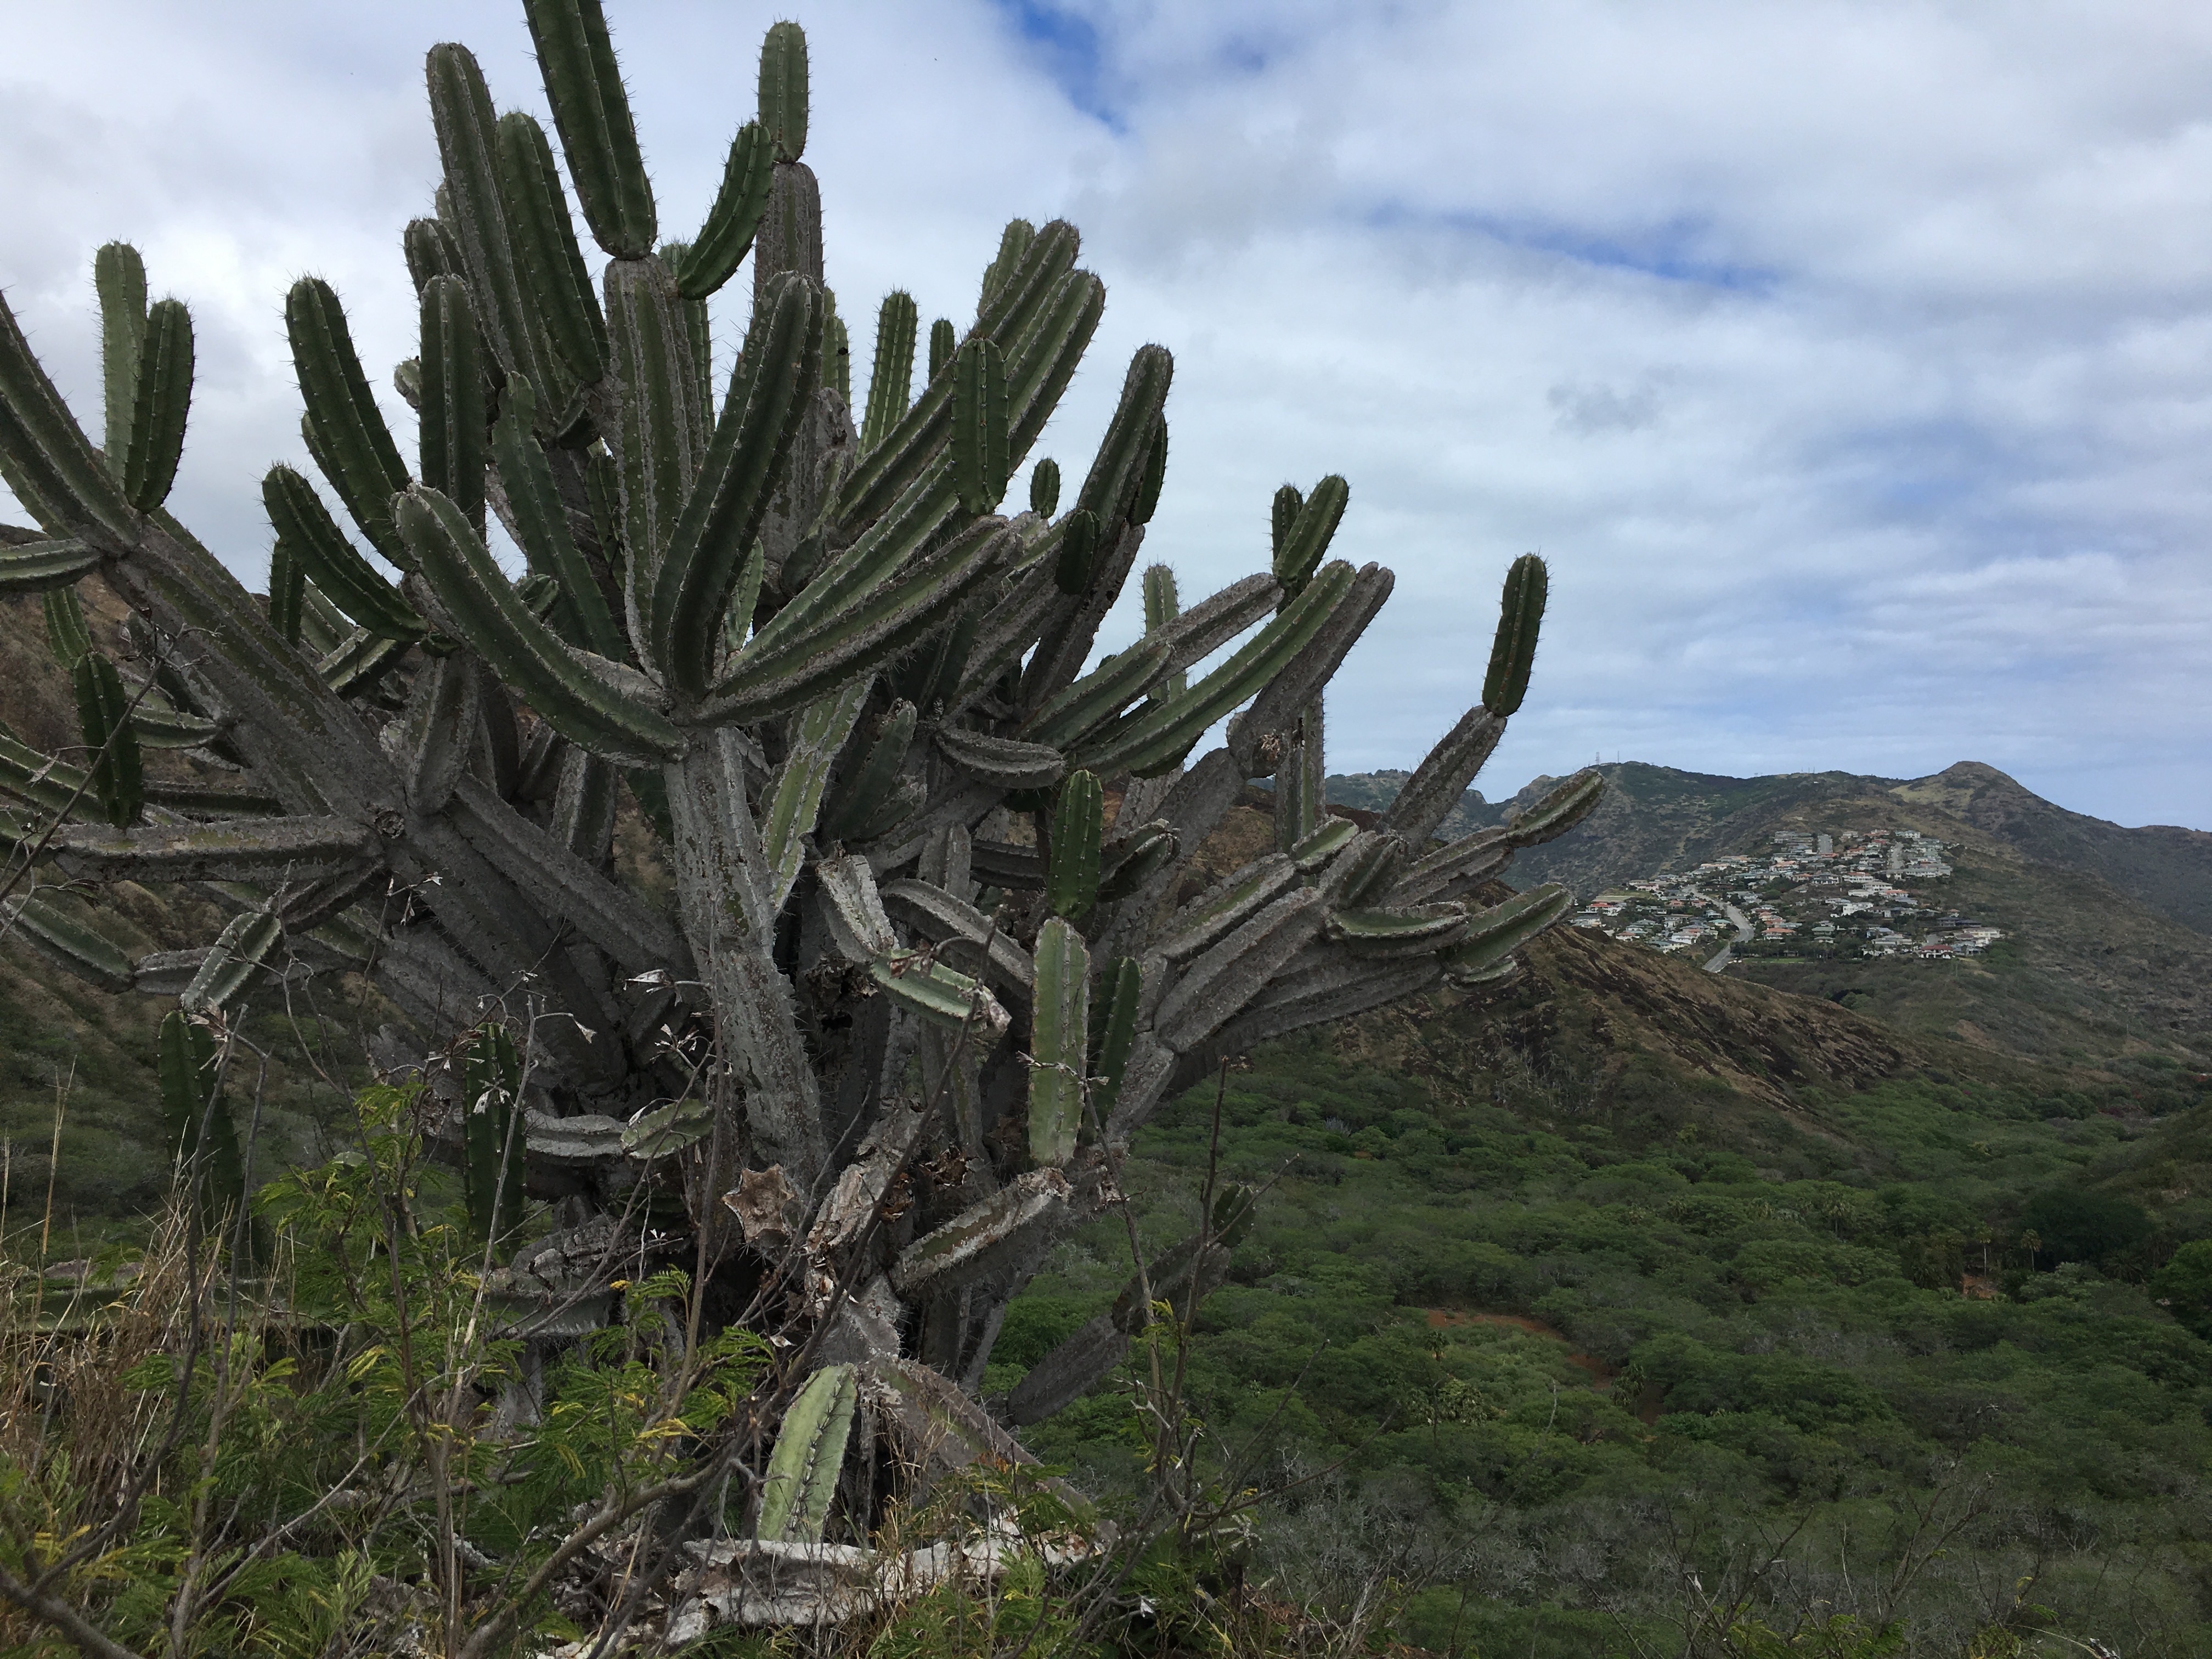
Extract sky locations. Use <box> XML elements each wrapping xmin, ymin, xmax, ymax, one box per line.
<box><xmin>1</xmin><ymin>1</ymin><xmax>2208</xmax><ymax>830</ymax></box>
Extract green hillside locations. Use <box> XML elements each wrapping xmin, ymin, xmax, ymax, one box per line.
<box><xmin>1006</xmin><ymin>970</ymin><xmax>2212</xmax><ymax>1657</ymax></box>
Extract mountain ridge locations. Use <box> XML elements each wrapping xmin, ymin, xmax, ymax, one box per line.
<box><xmin>1327</xmin><ymin>758</ymin><xmax>2212</xmax><ymax>1070</ymax></box>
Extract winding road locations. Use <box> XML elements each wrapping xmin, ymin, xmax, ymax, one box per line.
<box><xmin>1699</xmin><ymin>896</ymin><xmax>1757</xmax><ymax>973</ymax></box>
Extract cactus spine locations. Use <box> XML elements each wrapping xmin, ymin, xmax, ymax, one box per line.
<box><xmin>0</xmin><ymin>0</ymin><xmax>1601</xmax><ymax>1549</ymax></box>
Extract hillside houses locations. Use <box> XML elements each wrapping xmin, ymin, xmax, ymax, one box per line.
<box><xmin>1567</xmin><ymin>826</ymin><xmax>2002</xmax><ymax>964</ymax></box>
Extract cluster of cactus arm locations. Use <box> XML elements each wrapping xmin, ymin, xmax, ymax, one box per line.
<box><xmin>0</xmin><ymin>0</ymin><xmax>1602</xmax><ymax>1536</ymax></box>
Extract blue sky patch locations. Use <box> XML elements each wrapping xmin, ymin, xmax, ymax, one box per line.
<box><xmin>989</xmin><ymin>1</ymin><xmax>1123</xmax><ymax>131</ymax></box>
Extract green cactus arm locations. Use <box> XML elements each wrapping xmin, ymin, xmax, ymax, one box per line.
<box><xmin>0</xmin><ymin>540</ymin><xmax>101</xmax><ymax>593</ymax></box>
<box><xmin>1087</xmin><ymin>955</ymin><xmax>1142</xmax><ymax>1124</ymax></box>
<box><xmin>404</xmin><ymin>216</ymin><xmax>466</xmax><ymax>295</ymax></box>
<box><xmin>1029</xmin><ymin>456</ymin><xmax>1060</xmax><ymax>518</ymax></box>
<box><xmin>657</xmin><ymin>240</ymin><xmax>713</xmax><ymax>413</ymax></box>
<box><xmin>647</xmin><ymin>272</ymin><xmax>823</xmax><ymax>695</ymax></box>
<box><xmin>889</xmin><ymin>607</ymin><xmax>980</xmax><ymax>715</ymax></box>
<box><xmin>1097</xmin><ymin>820</ymin><xmax>1177</xmax><ymax>904</ymax></box>
<box><xmin>1227</xmin><ymin>562</ymin><xmax>1392</xmax><ymax>774</ymax></box>
<box><xmin>1385</xmin><ymin>827</ymin><xmax>1510</xmax><ymax>907</ymax></box>
<box><xmin>1051</xmin><ymin>509</ymin><xmax>1099</xmax><ymax>596</ymax></box>
<box><xmin>755</xmin><ymin>1362</ymin><xmax>855</xmax><ymax>1544</ymax></box>
<box><xmin>605</xmin><ymin>255</ymin><xmax>708</xmax><ymax>583</ymax></box>
<box><xmin>860</xmin><ymin>290</ymin><xmax>919</xmax><ymax>455</ymax></box>
<box><xmin>489</xmin><ymin>377</ymin><xmax>627</xmax><ymax>661</ymax></box>
<box><xmin>97</xmin><ymin>505</ymin><xmax>397</xmax><ymax>817</ymax></box>
<box><xmin>952</xmin><ymin>337</ymin><xmax>1009</xmax><ymax>515</ymax></box>
<box><xmin>73</xmin><ymin>652</ymin><xmax>143</xmax><ymax>827</ymax></box>
<box><xmin>43</xmin><ymin>816</ymin><xmax>376</xmax><ymax>885</ymax></box>
<box><xmin>2</xmin><ymin>893</ymin><xmax>134</xmax><ymax>993</ymax></box>
<box><xmin>1028</xmin><ymin>916</ymin><xmax>1088</xmax><ymax>1166</ymax></box>
<box><xmin>1505</xmin><ymin>765</ymin><xmax>1604</xmax><ymax>848</ymax></box>
<box><xmin>868</xmin><ymin>951</ymin><xmax>1011</xmax><ymax>1036</ymax></box>
<box><xmin>44</xmin><ymin>584</ymin><xmax>93</xmax><ymax>663</ymax></box>
<box><xmin>1073</xmin><ymin>345</ymin><xmax>1171</xmax><ymax>527</ymax></box>
<box><xmin>1072</xmin><ymin>558</ymin><xmax>1356</xmax><ymax>780</ymax></box>
<box><xmin>417</xmin><ymin>276</ymin><xmax>488</xmax><ymax>535</ymax></box>
<box><xmin>397</xmin><ymin>483</ymin><xmax>683</xmax><ymax>764</ymax></box>
<box><xmin>1439</xmin><ymin>883</ymin><xmax>1575</xmax><ymax>985</ymax></box>
<box><xmin>891</xmin><ymin>1168</ymin><xmax>1074</xmax><ymax>1299</ymax></box>
<box><xmin>582</xmin><ymin>445</ymin><xmax>625</xmax><ymax>575</ymax></box>
<box><xmin>1139</xmin><ymin>569</ymin><xmax>1282</xmax><ymax>682</ymax></box>
<box><xmin>117</xmin><ymin>298</ymin><xmax>193</xmax><ymax>512</ymax></box>
<box><xmin>1271</xmin><ymin>483</ymin><xmax>1304</xmax><ymax>561</ymax></box>
<box><xmin>1133</xmin><ymin>419</ymin><xmax>1168</xmax><ymax>524</ymax></box>
<box><xmin>1198</xmin><ymin>951</ymin><xmax>1443</xmax><ymax>1081</ymax></box>
<box><xmin>1378</xmin><ymin>704</ymin><xmax>1506</xmax><ymax>848</ymax></box>
<box><xmin>1153</xmin><ymin>887</ymin><xmax>1329</xmax><ymax>1054</ymax></box>
<box><xmin>928</xmin><ymin>317</ymin><xmax>956</xmax><ymax>383</ymax></box>
<box><xmin>399</xmin><ymin>652</ymin><xmax>479</xmax><ymax>814</ymax></box>
<box><xmin>0</xmin><ymin>289</ymin><xmax>137</xmax><ymax>544</ymax></box>
<box><xmin>877</xmin><ymin>878</ymin><xmax>1037</xmax><ymax>1006</ymax></box>
<box><xmin>757</xmin><ymin>20</ymin><xmax>810</xmax><ymax>162</ymax></box>
<box><xmin>676</xmin><ymin>122</ymin><xmax>774</xmax><ymax>302</ymax></box>
<box><xmin>698</xmin><ymin>519</ymin><xmax>1013</xmax><ymax>726</ymax></box>
<box><xmin>1289</xmin><ymin>815</ymin><xmax>1357</xmax><ymax>871</ymax></box>
<box><xmin>1272</xmin><ymin>475</ymin><xmax>1348</xmax><ymax>597</ymax></box>
<box><xmin>522</xmin><ymin>0</ymin><xmax>656</xmax><ymax>256</ymax></box>
<box><xmin>981</xmin><ymin>228</ymin><xmax>1085</xmax><ymax>374</ymax></box>
<box><xmin>1047</xmin><ymin>769</ymin><xmax>1103</xmax><ymax>920</ymax></box>
<box><xmin>1483</xmin><ymin>552</ymin><xmax>1548</xmax><ymax>716</ymax></box>
<box><xmin>549</xmin><ymin>744</ymin><xmax>616</xmax><ymax>859</ymax></box>
<box><xmin>980</xmin><ymin>220</ymin><xmax>1035</xmax><ymax>312</ymax></box>
<box><xmin>157</xmin><ymin>1008</ymin><xmax>216</xmax><ymax>1161</ymax></box>
<box><xmin>261</xmin><ymin>467</ymin><xmax>426</xmax><ymax>642</ymax></box>
<box><xmin>937</xmin><ymin>559</ymin><xmax>1063</xmax><ymax>720</ymax></box>
<box><xmin>759</xmin><ymin>678</ymin><xmax>871</xmax><ymax>916</ymax></box>
<box><xmin>819</xmin><ymin>698</ymin><xmax>916</xmax><ymax>844</ymax></box>
<box><xmin>830</xmin><ymin>222</ymin><xmax>1078</xmax><ymax>529</ymax></box>
<box><xmin>932</xmin><ymin>726</ymin><xmax>1066</xmax><ymax>791</ymax></box>
<box><xmin>182</xmin><ymin>909</ymin><xmax>284</xmax><ymax>1015</ymax></box>
<box><xmin>1155</xmin><ymin>852</ymin><xmax>1301</xmax><ymax>962</ymax></box>
<box><xmin>267</xmin><ymin>536</ymin><xmax>304</xmax><ymax>644</ymax></box>
<box><xmin>427</xmin><ymin>43</ymin><xmax>554</xmax><ymax>399</ymax></box>
<box><xmin>0</xmin><ymin>720</ymin><xmax>89</xmax><ymax>815</ymax></box>
<box><xmin>286</xmin><ymin>278</ymin><xmax>414</xmax><ymax>567</ymax></box>
<box><xmin>108</xmin><ymin>693</ymin><xmax>216</xmax><ymax>752</ymax></box>
<box><xmin>1141</xmin><ymin>563</ymin><xmax>1185</xmax><ymax>696</ymax></box>
<box><xmin>1017</xmin><ymin>517</ymin><xmax>1146</xmax><ymax>718</ymax></box>
<box><xmin>1324</xmin><ymin>902</ymin><xmax>1469</xmax><ymax>957</ymax></box>
<box><xmin>1018</xmin><ymin>641</ymin><xmax>1169</xmax><ymax>753</ymax></box>
<box><xmin>1316</xmin><ymin>829</ymin><xmax>1410</xmax><ymax>910</ymax></box>
<box><xmin>95</xmin><ymin>241</ymin><xmax>148</xmax><ymax>465</ymax></box>
<box><xmin>496</xmin><ymin>111</ymin><xmax>610</xmax><ymax>389</ymax></box>
<box><xmin>318</xmin><ymin>628</ymin><xmax>411</xmax><ymax>699</ymax></box>
<box><xmin>814</xmin><ymin>851</ymin><xmax>897</xmax><ymax>963</ymax></box>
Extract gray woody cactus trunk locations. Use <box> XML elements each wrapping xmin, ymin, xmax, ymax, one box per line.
<box><xmin>0</xmin><ymin>1</ymin><xmax>1600</xmax><ymax>1531</ymax></box>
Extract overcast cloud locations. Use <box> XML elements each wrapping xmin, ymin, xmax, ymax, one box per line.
<box><xmin>2</xmin><ymin>0</ymin><xmax>2207</xmax><ymax>827</ymax></box>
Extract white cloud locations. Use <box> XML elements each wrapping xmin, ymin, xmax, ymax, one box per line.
<box><xmin>1</xmin><ymin>0</ymin><xmax>2207</xmax><ymax>828</ymax></box>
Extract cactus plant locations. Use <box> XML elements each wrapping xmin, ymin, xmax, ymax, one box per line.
<box><xmin>0</xmin><ymin>0</ymin><xmax>1601</xmax><ymax>1541</ymax></box>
